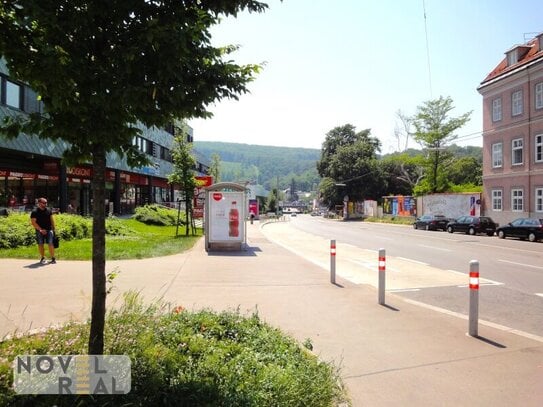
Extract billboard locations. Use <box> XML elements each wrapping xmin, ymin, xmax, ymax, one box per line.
<box><xmin>208</xmin><ymin>191</ymin><xmax>245</xmax><ymax>242</ymax></box>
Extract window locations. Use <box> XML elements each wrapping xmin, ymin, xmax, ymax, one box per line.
<box><xmin>511</xmin><ymin>90</ymin><xmax>523</xmax><ymax>116</ymax></box>
<box><xmin>507</xmin><ymin>50</ymin><xmax>517</xmax><ymax>66</ymax></box>
<box><xmin>492</xmin><ymin>98</ymin><xmax>502</xmax><ymax>122</ymax></box>
<box><xmin>492</xmin><ymin>190</ymin><xmax>502</xmax><ymax>211</ymax></box>
<box><xmin>132</xmin><ymin>136</ymin><xmax>152</xmax><ymax>154</ymax></box>
<box><xmin>512</xmin><ymin>138</ymin><xmax>523</xmax><ymax>165</ymax></box>
<box><xmin>536</xmin><ymin>82</ymin><xmax>543</xmax><ymax>109</ymax></box>
<box><xmin>511</xmin><ymin>189</ymin><xmax>523</xmax><ymax>212</ymax></box>
<box><xmin>6</xmin><ymin>80</ymin><xmax>21</xmax><ymax>109</ymax></box>
<box><xmin>536</xmin><ymin>134</ymin><xmax>543</xmax><ymax>163</ymax></box>
<box><xmin>536</xmin><ymin>188</ymin><xmax>543</xmax><ymax>212</ymax></box>
<box><xmin>492</xmin><ymin>143</ymin><xmax>503</xmax><ymax>168</ymax></box>
<box><xmin>24</xmin><ymin>87</ymin><xmax>43</xmax><ymax>114</ymax></box>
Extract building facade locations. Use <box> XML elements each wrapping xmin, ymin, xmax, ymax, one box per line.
<box><xmin>0</xmin><ymin>58</ymin><xmax>209</xmax><ymax>215</ymax></box>
<box><xmin>478</xmin><ymin>32</ymin><xmax>543</xmax><ymax>226</ymax></box>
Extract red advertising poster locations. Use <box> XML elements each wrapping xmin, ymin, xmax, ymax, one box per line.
<box><xmin>248</xmin><ymin>199</ymin><xmax>259</xmax><ymax>219</ymax></box>
<box><xmin>193</xmin><ymin>176</ymin><xmax>213</xmax><ymax>219</ymax></box>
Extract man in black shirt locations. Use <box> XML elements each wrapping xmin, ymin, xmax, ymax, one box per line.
<box><xmin>30</xmin><ymin>197</ymin><xmax>56</xmax><ymax>264</ymax></box>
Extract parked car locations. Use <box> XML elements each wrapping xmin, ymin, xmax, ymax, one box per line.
<box><xmin>413</xmin><ymin>214</ymin><xmax>450</xmax><ymax>231</ymax></box>
<box><xmin>446</xmin><ymin>216</ymin><xmax>498</xmax><ymax>236</ymax></box>
<box><xmin>496</xmin><ymin>218</ymin><xmax>543</xmax><ymax>242</ymax></box>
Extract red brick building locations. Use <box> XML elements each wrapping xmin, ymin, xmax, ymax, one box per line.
<box><xmin>478</xmin><ymin>32</ymin><xmax>543</xmax><ymax>225</ymax></box>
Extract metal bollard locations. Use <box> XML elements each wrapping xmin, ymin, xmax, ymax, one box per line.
<box><xmin>378</xmin><ymin>248</ymin><xmax>386</xmax><ymax>305</ymax></box>
<box><xmin>468</xmin><ymin>260</ymin><xmax>479</xmax><ymax>337</ymax></box>
<box><xmin>330</xmin><ymin>240</ymin><xmax>336</xmax><ymax>284</ymax></box>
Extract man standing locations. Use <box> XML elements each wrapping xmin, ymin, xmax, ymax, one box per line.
<box><xmin>30</xmin><ymin>197</ymin><xmax>56</xmax><ymax>264</ymax></box>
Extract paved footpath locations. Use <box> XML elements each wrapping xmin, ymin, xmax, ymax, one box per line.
<box><xmin>1</xmin><ymin>220</ymin><xmax>542</xmax><ymax>406</ymax></box>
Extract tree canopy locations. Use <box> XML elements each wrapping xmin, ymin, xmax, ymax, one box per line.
<box><xmin>317</xmin><ymin>124</ymin><xmax>383</xmax><ymax>208</ymax></box>
<box><xmin>0</xmin><ymin>0</ymin><xmax>269</xmax><ymax>354</ymax></box>
<box><xmin>412</xmin><ymin>96</ymin><xmax>472</xmax><ymax>193</ymax></box>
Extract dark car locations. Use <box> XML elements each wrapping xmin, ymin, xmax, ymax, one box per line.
<box><xmin>496</xmin><ymin>218</ymin><xmax>543</xmax><ymax>242</ymax></box>
<box><xmin>446</xmin><ymin>216</ymin><xmax>498</xmax><ymax>236</ymax></box>
<box><xmin>413</xmin><ymin>214</ymin><xmax>450</xmax><ymax>231</ymax></box>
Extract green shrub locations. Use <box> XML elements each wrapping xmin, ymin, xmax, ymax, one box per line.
<box><xmin>134</xmin><ymin>204</ymin><xmax>183</xmax><ymax>226</ymax></box>
<box><xmin>0</xmin><ymin>213</ymin><xmax>134</xmax><ymax>249</ymax></box>
<box><xmin>0</xmin><ymin>293</ymin><xmax>348</xmax><ymax>406</ymax></box>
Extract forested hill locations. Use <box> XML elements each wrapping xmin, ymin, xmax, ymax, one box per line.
<box><xmin>193</xmin><ymin>141</ymin><xmax>321</xmax><ymax>191</ymax></box>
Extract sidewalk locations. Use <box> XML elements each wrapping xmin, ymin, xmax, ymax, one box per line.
<box><xmin>0</xmin><ymin>220</ymin><xmax>542</xmax><ymax>405</ymax></box>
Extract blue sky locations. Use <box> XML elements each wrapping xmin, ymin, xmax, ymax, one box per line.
<box><xmin>189</xmin><ymin>0</ymin><xmax>543</xmax><ymax>153</ymax></box>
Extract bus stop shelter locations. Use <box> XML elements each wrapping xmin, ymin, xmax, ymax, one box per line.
<box><xmin>204</xmin><ymin>182</ymin><xmax>247</xmax><ymax>252</ymax></box>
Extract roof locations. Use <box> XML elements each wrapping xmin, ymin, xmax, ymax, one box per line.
<box><xmin>480</xmin><ymin>34</ymin><xmax>543</xmax><ymax>86</ymax></box>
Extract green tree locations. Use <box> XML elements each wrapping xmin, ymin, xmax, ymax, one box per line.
<box><xmin>447</xmin><ymin>155</ymin><xmax>482</xmax><ymax>186</ymax></box>
<box><xmin>0</xmin><ymin>0</ymin><xmax>268</xmax><ymax>354</ymax></box>
<box><xmin>266</xmin><ymin>188</ymin><xmax>278</xmax><ymax>213</ymax></box>
<box><xmin>411</xmin><ymin>96</ymin><xmax>472</xmax><ymax>193</ymax></box>
<box><xmin>168</xmin><ymin>124</ymin><xmax>200</xmax><ymax>236</ymax></box>
<box><xmin>318</xmin><ymin>177</ymin><xmax>340</xmax><ymax>209</ymax></box>
<box><xmin>209</xmin><ymin>153</ymin><xmax>222</xmax><ymax>184</ymax></box>
<box><xmin>317</xmin><ymin>124</ymin><xmax>383</xmax><ymax>207</ymax></box>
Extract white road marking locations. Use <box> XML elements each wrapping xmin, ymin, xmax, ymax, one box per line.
<box><xmin>389</xmin><ymin>288</ymin><xmax>421</xmax><ymax>292</ymax></box>
<box><xmin>397</xmin><ymin>257</ymin><xmax>428</xmax><ymax>265</ymax></box>
<box><xmin>418</xmin><ymin>245</ymin><xmax>452</xmax><ymax>252</ymax></box>
<box><xmin>448</xmin><ymin>269</ymin><xmax>504</xmax><ymax>286</ymax></box>
<box><xmin>498</xmin><ymin>259</ymin><xmax>543</xmax><ymax>270</ymax></box>
<box><xmin>536</xmin><ymin>293</ymin><xmax>543</xmax><ymax>298</ymax></box>
<box><xmin>403</xmin><ymin>298</ymin><xmax>543</xmax><ymax>343</ymax></box>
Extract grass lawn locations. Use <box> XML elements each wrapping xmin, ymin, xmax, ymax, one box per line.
<box><xmin>0</xmin><ymin>219</ymin><xmax>202</xmax><ymax>261</ymax></box>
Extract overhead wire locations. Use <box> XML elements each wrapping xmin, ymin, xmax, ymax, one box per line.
<box><xmin>423</xmin><ymin>0</ymin><xmax>433</xmax><ymax>98</ymax></box>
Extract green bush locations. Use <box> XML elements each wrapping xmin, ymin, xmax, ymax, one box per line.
<box><xmin>134</xmin><ymin>204</ymin><xmax>183</xmax><ymax>226</ymax></box>
<box><xmin>0</xmin><ymin>293</ymin><xmax>348</xmax><ymax>406</ymax></box>
<box><xmin>0</xmin><ymin>213</ymin><xmax>35</xmax><ymax>248</ymax></box>
<box><xmin>0</xmin><ymin>213</ymin><xmax>134</xmax><ymax>249</ymax></box>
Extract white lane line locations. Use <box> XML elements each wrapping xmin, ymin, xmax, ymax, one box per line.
<box><xmin>536</xmin><ymin>293</ymin><xmax>543</xmax><ymax>298</ymax></box>
<box><xmin>389</xmin><ymin>288</ymin><xmax>421</xmax><ymax>293</ymax></box>
<box><xmin>418</xmin><ymin>245</ymin><xmax>452</xmax><ymax>252</ymax></box>
<box><xmin>457</xmin><ymin>283</ymin><xmax>502</xmax><ymax>288</ymax></box>
<box><xmin>498</xmin><ymin>259</ymin><xmax>543</xmax><ymax>270</ymax></box>
<box><xmin>448</xmin><ymin>270</ymin><xmax>504</xmax><ymax>286</ymax></box>
<box><xmin>403</xmin><ymin>298</ymin><xmax>543</xmax><ymax>343</ymax></box>
<box><xmin>397</xmin><ymin>257</ymin><xmax>428</xmax><ymax>265</ymax></box>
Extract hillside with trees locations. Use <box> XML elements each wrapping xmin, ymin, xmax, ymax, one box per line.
<box><xmin>194</xmin><ymin>131</ymin><xmax>482</xmax><ymax>210</ymax></box>
<box><xmin>193</xmin><ymin>141</ymin><xmax>321</xmax><ymax>191</ymax></box>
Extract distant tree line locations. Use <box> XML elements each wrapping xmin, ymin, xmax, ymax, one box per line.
<box><xmin>195</xmin><ymin>96</ymin><xmax>481</xmax><ymax>211</ymax></box>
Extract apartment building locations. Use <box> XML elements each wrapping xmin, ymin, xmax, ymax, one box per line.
<box><xmin>0</xmin><ymin>59</ymin><xmax>209</xmax><ymax>215</ymax></box>
<box><xmin>477</xmin><ymin>32</ymin><xmax>543</xmax><ymax>226</ymax></box>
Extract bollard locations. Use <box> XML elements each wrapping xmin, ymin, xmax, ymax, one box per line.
<box><xmin>330</xmin><ymin>240</ymin><xmax>336</xmax><ymax>284</ymax></box>
<box><xmin>468</xmin><ymin>260</ymin><xmax>479</xmax><ymax>337</ymax></box>
<box><xmin>378</xmin><ymin>248</ymin><xmax>386</xmax><ymax>305</ymax></box>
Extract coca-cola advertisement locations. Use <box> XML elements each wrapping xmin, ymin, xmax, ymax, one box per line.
<box><xmin>208</xmin><ymin>191</ymin><xmax>245</xmax><ymax>242</ymax></box>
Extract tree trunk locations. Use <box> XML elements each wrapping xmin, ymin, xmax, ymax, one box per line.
<box><xmin>88</xmin><ymin>145</ymin><xmax>107</xmax><ymax>355</ymax></box>
<box><xmin>432</xmin><ymin>151</ymin><xmax>440</xmax><ymax>193</ymax></box>
<box><xmin>185</xmin><ymin>193</ymin><xmax>191</xmax><ymax>236</ymax></box>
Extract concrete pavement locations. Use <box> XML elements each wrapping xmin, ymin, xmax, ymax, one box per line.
<box><xmin>1</xmin><ymin>219</ymin><xmax>542</xmax><ymax>406</ymax></box>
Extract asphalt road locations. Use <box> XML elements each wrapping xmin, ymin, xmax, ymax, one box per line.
<box><xmin>288</xmin><ymin>215</ymin><xmax>543</xmax><ymax>338</ymax></box>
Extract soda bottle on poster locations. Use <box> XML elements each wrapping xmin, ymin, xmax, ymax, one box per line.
<box><xmin>229</xmin><ymin>201</ymin><xmax>239</xmax><ymax>237</ymax></box>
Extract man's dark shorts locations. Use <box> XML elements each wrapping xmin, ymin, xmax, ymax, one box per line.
<box><xmin>35</xmin><ymin>230</ymin><xmax>54</xmax><ymax>245</ymax></box>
